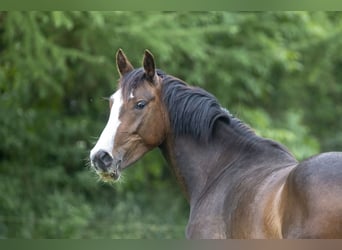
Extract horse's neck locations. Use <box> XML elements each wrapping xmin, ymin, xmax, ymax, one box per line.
<box><xmin>160</xmin><ymin>134</ymin><xmax>219</xmax><ymax>203</ymax></box>
<box><xmin>160</xmin><ymin>119</ymin><xmax>297</xmax><ymax>204</ymax></box>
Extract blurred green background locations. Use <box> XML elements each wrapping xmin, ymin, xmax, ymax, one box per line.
<box><xmin>1</xmin><ymin>11</ymin><xmax>342</xmax><ymax>238</ymax></box>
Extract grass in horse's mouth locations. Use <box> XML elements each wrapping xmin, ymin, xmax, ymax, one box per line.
<box><xmin>100</xmin><ymin>172</ymin><xmax>120</xmax><ymax>183</ymax></box>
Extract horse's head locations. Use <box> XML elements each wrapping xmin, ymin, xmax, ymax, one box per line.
<box><xmin>90</xmin><ymin>49</ymin><xmax>169</xmax><ymax>182</ymax></box>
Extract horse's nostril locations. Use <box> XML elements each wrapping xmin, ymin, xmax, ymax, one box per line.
<box><xmin>93</xmin><ymin>150</ymin><xmax>113</xmax><ymax>171</ymax></box>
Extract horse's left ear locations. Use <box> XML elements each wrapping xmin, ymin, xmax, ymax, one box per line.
<box><xmin>143</xmin><ymin>49</ymin><xmax>156</xmax><ymax>82</ymax></box>
<box><xmin>116</xmin><ymin>49</ymin><xmax>134</xmax><ymax>77</ymax></box>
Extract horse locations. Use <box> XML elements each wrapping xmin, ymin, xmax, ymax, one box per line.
<box><xmin>89</xmin><ymin>49</ymin><xmax>342</xmax><ymax>239</ymax></box>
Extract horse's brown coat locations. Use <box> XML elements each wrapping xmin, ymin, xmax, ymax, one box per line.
<box><xmin>90</xmin><ymin>49</ymin><xmax>342</xmax><ymax>238</ymax></box>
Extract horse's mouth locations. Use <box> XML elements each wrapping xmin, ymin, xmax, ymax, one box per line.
<box><xmin>93</xmin><ymin>161</ymin><xmax>122</xmax><ymax>183</ymax></box>
<box><xmin>89</xmin><ymin>152</ymin><xmax>122</xmax><ymax>182</ymax></box>
<box><xmin>98</xmin><ymin>167</ymin><xmax>121</xmax><ymax>182</ymax></box>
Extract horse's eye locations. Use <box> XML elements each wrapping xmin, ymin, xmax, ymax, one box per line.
<box><xmin>135</xmin><ymin>100</ymin><xmax>147</xmax><ymax>110</ymax></box>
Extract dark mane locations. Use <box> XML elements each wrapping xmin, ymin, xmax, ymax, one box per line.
<box><xmin>161</xmin><ymin>75</ymin><xmax>230</xmax><ymax>142</ymax></box>
<box><xmin>120</xmin><ymin>68</ymin><xmax>256</xmax><ymax>142</ymax></box>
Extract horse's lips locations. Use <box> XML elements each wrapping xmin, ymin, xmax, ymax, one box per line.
<box><xmin>109</xmin><ymin>169</ymin><xmax>120</xmax><ymax>181</ymax></box>
<box><xmin>99</xmin><ymin>168</ymin><xmax>120</xmax><ymax>182</ymax></box>
<box><xmin>96</xmin><ymin>160</ymin><xmax>122</xmax><ymax>182</ymax></box>
<box><xmin>110</xmin><ymin>161</ymin><xmax>121</xmax><ymax>180</ymax></box>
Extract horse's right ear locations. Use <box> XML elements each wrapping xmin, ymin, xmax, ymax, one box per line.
<box><xmin>116</xmin><ymin>49</ymin><xmax>134</xmax><ymax>77</ymax></box>
<box><xmin>143</xmin><ymin>49</ymin><xmax>156</xmax><ymax>82</ymax></box>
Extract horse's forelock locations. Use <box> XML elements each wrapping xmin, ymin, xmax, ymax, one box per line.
<box><xmin>119</xmin><ymin>68</ymin><xmax>166</xmax><ymax>101</ymax></box>
<box><xmin>119</xmin><ymin>68</ymin><xmax>145</xmax><ymax>101</ymax></box>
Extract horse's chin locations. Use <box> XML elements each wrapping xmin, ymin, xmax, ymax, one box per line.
<box><xmin>94</xmin><ymin>158</ymin><xmax>136</xmax><ymax>183</ymax></box>
<box><xmin>98</xmin><ymin>169</ymin><xmax>121</xmax><ymax>183</ymax></box>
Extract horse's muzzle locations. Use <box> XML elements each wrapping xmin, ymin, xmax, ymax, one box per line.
<box><xmin>92</xmin><ymin>150</ymin><xmax>113</xmax><ymax>171</ymax></box>
<box><xmin>90</xmin><ymin>150</ymin><xmax>122</xmax><ymax>181</ymax></box>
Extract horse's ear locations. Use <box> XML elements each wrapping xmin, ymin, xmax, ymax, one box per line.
<box><xmin>143</xmin><ymin>49</ymin><xmax>156</xmax><ymax>82</ymax></box>
<box><xmin>116</xmin><ymin>49</ymin><xmax>134</xmax><ymax>77</ymax></box>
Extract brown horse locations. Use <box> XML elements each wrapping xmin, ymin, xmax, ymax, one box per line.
<box><xmin>90</xmin><ymin>49</ymin><xmax>342</xmax><ymax>239</ymax></box>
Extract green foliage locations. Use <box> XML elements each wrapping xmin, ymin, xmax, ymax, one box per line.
<box><xmin>1</xmin><ymin>11</ymin><xmax>342</xmax><ymax>238</ymax></box>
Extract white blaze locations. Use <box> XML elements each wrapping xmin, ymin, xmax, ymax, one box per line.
<box><xmin>90</xmin><ymin>89</ymin><xmax>123</xmax><ymax>161</ymax></box>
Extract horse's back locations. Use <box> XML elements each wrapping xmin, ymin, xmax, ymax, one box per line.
<box><xmin>281</xmin><ymin>152</ymin><xmax>342</xmax><ymax>238</ymax></box>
